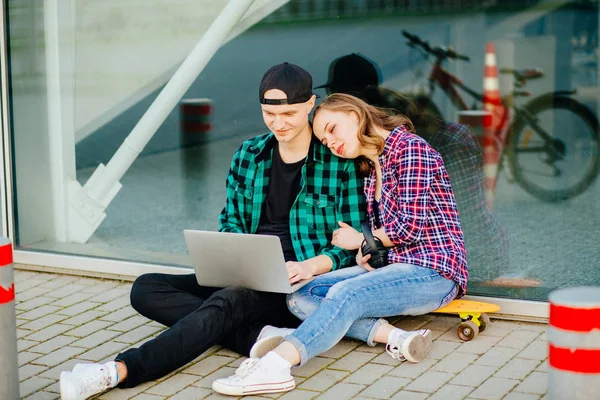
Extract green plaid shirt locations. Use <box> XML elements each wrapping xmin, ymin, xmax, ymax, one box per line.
<box><xmin>219</xmin><ymin>132</ymin><xmax>365</xmax><ymax>270</ymax></box>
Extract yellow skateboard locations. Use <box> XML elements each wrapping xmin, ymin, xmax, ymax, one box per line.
<box><xmin>432</xmin><ymin>299</ymin><xmax>501</xmax><ymax>341</ymax></box>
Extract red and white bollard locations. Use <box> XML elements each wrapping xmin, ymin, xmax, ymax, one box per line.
<box><xmin>179</xmin><ymin>98</ymin><xmax>213</xmax><ymax>147</ymax></box>
<box><xmin>0</xmin><ymin>237</ymin><xmax>19</xmax><ymax>399</ymax></box>
<box><xmin>548</xmin><ymin>287</ymin><xmax>600</xmax><ymax>400</ymax></box>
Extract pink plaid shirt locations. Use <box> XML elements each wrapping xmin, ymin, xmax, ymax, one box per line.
<box><xmin>365</xmin><ymin>126</ymin><xmax>468</xmax><ymax>296</ymax></box>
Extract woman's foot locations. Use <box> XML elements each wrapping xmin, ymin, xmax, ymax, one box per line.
<box><xmin>212</xmin><ymin>352</ymin><xmax>295</xmax><ymax>396</ymax></box>
<box><xmin>60</xmin><ymin>362</ymin><xmax>119</xmax><ymax>400</ymax></box>
<box><xmin>249</xmin><ymin>325</ymin><xmax>296</xmax><ymax>358</ymax></box>
<box><xmin>386</xmin><ymin>329</ymin><xmax>432</xmax><ymax>363</ymax></box>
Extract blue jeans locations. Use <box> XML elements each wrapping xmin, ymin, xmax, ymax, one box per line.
<box><xmin>285</xmin><ymin>264</ymin><xmax>458</xmax><ymax>365</ymax></box>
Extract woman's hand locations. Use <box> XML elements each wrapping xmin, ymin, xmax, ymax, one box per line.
<box><xmin>332</xmin><ymin>221</ymin><xmax>363</xmax><ymax>250</ymax></box>
<box><xmin>356</xmin><ymin>247</ymin><xmax>375</xmax><ymax>272</ymax></box>
<box><xmin>286</xmin><ymin>261</ymin><xmax>316</xmax><ymax>284</ymax></box>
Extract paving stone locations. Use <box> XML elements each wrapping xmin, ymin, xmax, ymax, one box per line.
<box><xmin>32</xmin><ymin>346</ymin><xmax>85</xmax><ymax>367</ymax></box>
<box><xmin>495</xmin><ymin>331</ymin><xmax>541</xmax><ymax>350</ymax></box>
<box><xmin>292</xmin><ymin>356</ymin><xmax>333</xmax><ymax>378</ymax></box>
<box><xmin>24</xmin><ymin>391</ymin><xmax>59</xmax><ymax>400</ymax></box>
<box><xmin>17</xmin><ymin>296</ymin><xmax>56</xmax><ymax>311</ymax></box>
<box><xmin>428</xmin><ymin>340</ymin><xmax>461</xmax><ymax>359</ymax></box>
<box><xmin>16</xmin><ymin>278</ymin><xmax>50</xmax><ymax>293</ymax></box>
<box><xmin>357</xmin><ymin>376</ymin><xmax>411</xmax><ymax>399</ymax></box>
<box><xmin>113</xmin><ymin>325</ymin><xmax>163</xmax><ymax>344</ymax></box>
<box><xmin>477</xmin><ymin>323</ymin><xmax>515</xmax><ymax>338</ymax></box>
<box><xmin>369</xmin><ymin>351</ymin><xmax>403</xmax><ymax>366</ymax></box>
<box><xmin>97</xmin><ymin>380</ymin><xmax>156</xmax><ymax>399</ymax></box>
<box><xmin>80</xmin><ymin>280</ymin><xmax>121</xmax><ymax>294</ymax></box>
<box><xmin>87</xmin><ymin>287</ymin><xmax>131</xmax><ymax>303</ymax></box>
<box><xmin>17</xmin><ymin>328</ymin><xmax>32</xmax><ymax>339</ymax></box>
<box><xmin>78</xmin><ymin>341</ymin><xmax>130</xmax><ymax>362</ymax></box>
<box><xmin>57</xmin><ymin>301</ymin><xmax>100</xmax><ymax>316</ymax></box>
<box><xmin>71</xmin><ymin>329</ymin><xmax>121</xmax><ymax>348</ymax></box>
<box><xmin>494</xmin><ymin>358</ymin><xmax>541</xmax><ymax>380</ymax></box>
<box><xmin>39</xmin><ymin>358</ymin><xmax>89</xmax><ymax>380</ymax></box>
<box><xmin>16</xmin><ymin>287</ymin><xmax>52</xmax><ymax>302</ymax></box>
<box><xmin>95</xmin><ymin>296</ymin><xmax>131</xmax><ymax>312</ymax></box>
<box><xmin>428</xmin><ymin>384</ymin><xmax>474</xmax><ymax>400</ymax></box>
<box><xmin>19</xmin><ymin>305</ymin><xmax>61</xmax><ymax>320</ymax></box>
<box><xmin>389</xmin><ymin>391</ymin><xmax>429</xmax><ymax>400</ymax></box>
<box><xmin>19</xmin><ymin>351</ymin><xmax>41</xmax><ymax>367</ymax></box>
<box><xmin>20</xmin><ymin>314</ymin><xmax>69</xmax><ymax>331</ymax></box>
<box><xmin>431</xmin><ymin>351</ymin><xmax>478</xmax><ymax>373</ymax></box>
<box><xmin>536</xmin><ymin>360</ymin><xmax>548</xmax><ymax>372</ymax></box>
<box><xmin>19</xmin><ymin>363</ymin><xmax>48</xmax><ymax>381</ymax></box>
<box><xmin>108</xmin><ymin>315</ymin><xmax>150</xmax><ymax>332</ymax></box>
<box><xmin>473</xmin><ymin>346</ymin><xmax>521</xmax><ymax>367</ymax></box>
<box><xmin>394</xmin><ymin>316</ymin><xmax>431</xmax><ymax>332</ymax></box>
<box><xmin>421</xmin><ymin>316</ymin><xmax>459</xmax><ymax>331</ymax></box>
<box><xmin>18</xmin><ymin>339</ymin><xmax>39</xmax><ymax>352</ymax></box>
<box><xmin>25</xmin><ymin>324</ymin><xmax>72</xmax><ymax>342</ymax></box>
<box><xmin>184</xmin><ymin>355</ymin><xmax>237</xmax><ymax>376</ymax></box>
<box><xmin>355</xmin><ymin>343</ymin><xmax>385</xmax><ymax>354</ymax></box>
<box><xmin>502</xmin><ymin>392</ymin><xmax>541</xmax><ymax>400</ymax></box>
<box><xmin>298</xmin><ymin>369</ymin><xmax>349</xmax><ymax>392</ymax></box>
<box><xmin>320</xmin><ymin>340</ymin><xmax>361</xmax><ymax>359</ymax></box>
<box><xmin>39</xmin><ymin>275</ymin><xmax>79</xmax><ymax>289</ymax></box>
<box><xmin>101</xmin><ymin>305</ymin><xmax>142</xmax><ymax>322</ymax></box>
<box><xmin>518</xmin><ymin>323</ymin><xmax>547</xmax><ymax>333</ymax></box>
<box><xmin>130</xmin><ymin>394</ymin><xmax>163</xmax><ymax>400</ymax></box>
<box><xmin>450</xmin><ymin>365</ymin><xmax>496</xmax><ymax>387</ymax></box>
<box><xmin>514</xmin><ymin>372</ymin><xmax>547</xmax><ymax>395</ymax></box>
<box><xmin>518</xmin><ymin>339</ymin><xmax>548</xmax><ymax>361</ymax></box>
<box><xmin>214</xmin><ymin>347</ymin><xmax>240</xmax><ymax>358</ymax></box>
<box><xmin>458</xmin><ymin>335</ymin><xmax>502</xmax><ymax>354</ymax></box>
<box><xmin>316</xmin><ymin>382</ymin><xmax>365</xmax><ymax>400</ymax></box>
<box><xmin>28</xmin><ymin>335</ymin><xmax>77</xmax><ymax>354</ymax></box>
<box><xmin>60</xmin><ymin>310</ymin><xmax>110</xmax><ymax>326</ymax></box>
<box><xmin>19</xmin><ymin>376</ymin><xmax>55</xmax><ymax>397</ymax></box>
<box><xmin>168</xmin><ymin>386</ymin><xmax>213</xmax><ymax>400</ymax></box>
<box><xmin>468</xmin><ymin>377</ymin><xmax>519</xmax><ymax>399</ymax></box>
<box><xmin>404</xmin><ymin>370</ymin><xmax>453</xmax><ymax>393</ymax></box>
<box><xmin>65</xmin><ymin>320</ymin><xmax>114</xmax><ymax>338</ymax></box>
<box><xmin>388</xmin><ymin>358</ymin><xmax>437</xmax><ymax>379</ymax></box>
<box><xmin>436</xmin><ymin>329</ymin><xmax>465</xmax><ymax>342</ymax></box>
<box><xmin>343</xmin><ymin>363</ymin><xmax>394</xmax><ymax>385</ymax></box>
<box><xmin>328</xmin><ymin>350</ymin><xmax>377</xmax><ymax>372</ymax></box>
<box><xmin>193</xmin><ymin>366</ymin><xmax>236</xmax><ymax>388</ymax></box>
<box><xmin>51</xmin><ymin>292</ymin><xmax>98</xmax><ymax>307</ymax></box>
<box><xmin>144</xmin><ymin>372</ymin><xmax>199</xmax><ymax>396</ymax></box>
<box><xmin>279</xmin><ymin>389</ymin><xmax>320</xmax><ymax>400</ymax></box>
<box><xmin>43</xmin><ymin>283</ymin><xmax>87</xmax><ymax>299</ymax></box>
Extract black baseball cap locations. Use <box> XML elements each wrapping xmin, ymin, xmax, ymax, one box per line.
<box><xmin>259</xmin><ymin>62</ymin><xmax>315</xmax><ymax>105</ymax></box>
<box><xmin>316</xmin><ymin>53</ymin><xmax>381</xmax><ymax>90</ymax></box>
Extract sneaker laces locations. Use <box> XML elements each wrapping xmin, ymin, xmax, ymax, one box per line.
<box><xmin>232</xmin><ymin>358</ymin><xmax>260</xmax><ymax>381</ymax></box>
<box><xmin>385</xmin><ymin>343</ymin><xmax>406</xmax><ymax>361</ymax></box>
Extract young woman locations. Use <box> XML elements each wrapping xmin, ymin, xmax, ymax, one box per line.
<box><xmin>212</xmin><ymin>93</ymin><xmax>468</xmax><ymax>396</ymax></box>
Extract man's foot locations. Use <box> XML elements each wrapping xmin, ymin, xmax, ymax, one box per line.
<box><xmin>386</xmin><ymin>329</ymin><xmax>432</xmax><ymax>363</ymax></box>
<box><xmin>60</xmin><ymin>362</ymin><xmax>118</xmax><ymax>400</ymax></box>
<box><xmin>212</xmin><ymin>352</ymin><xmax>295</xmax><ymax>396</ymax></box>
<box><xmin>249</xmin><ymin>325</ymin><xmax>295</xmax><ymax>358</ymax></box>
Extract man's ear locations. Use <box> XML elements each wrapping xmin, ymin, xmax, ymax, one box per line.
<box><xmin>306</xmin><ymin>95</ymin><xmax>317</xmax><ymax>114</ymax></box>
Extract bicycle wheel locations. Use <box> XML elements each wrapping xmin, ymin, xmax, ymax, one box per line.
<box><xmin>508</xmin><ymin>95</ymin><xmax>600</xmax><ymax>202</ymax></box>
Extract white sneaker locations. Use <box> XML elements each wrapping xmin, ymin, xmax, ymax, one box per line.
<box><xmin>249</xmin><ymin>325</ymin><xmax>295</xmax><ymax>358</ymax></box>
<box><xmin>60</xmin><ymin>362</ymin><xmax>118</xmax><ymax>400</ymax></box>
<box><xmin>386</xmin><ymin>329</ymin><xmax>432</xmax><ymax>363</ymax></box>
<box><xmin>212</xmin><ymin>352</ymin><xmax>295</xmax><ymax>396</ymax></box>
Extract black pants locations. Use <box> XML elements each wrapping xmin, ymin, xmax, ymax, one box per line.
<box><xmin>115</xmin><ymin>273</ymin><xmax>300</xmax><ymax>388</ymax></box>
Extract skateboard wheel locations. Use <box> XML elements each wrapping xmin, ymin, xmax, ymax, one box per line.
<box><xmin>479</xmin><ymin>313</ymin><xmax>491</xmax><ymax>332</ymax></box>
<box><xmin>458</xmin><ymin>320</ymin><xmax>479</xmax><ymax>341</ymax></box>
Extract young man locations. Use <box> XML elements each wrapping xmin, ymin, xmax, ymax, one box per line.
<box><xmin>59</xmin><ymin>62</ymin><xmax>365</xmax><ymax>400</ymax></box>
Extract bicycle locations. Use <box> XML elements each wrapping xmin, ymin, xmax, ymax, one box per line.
<box><xmin>401</xmin><ymin>30</ymin><xmax>600</xmax><ymax>202</ymax></box>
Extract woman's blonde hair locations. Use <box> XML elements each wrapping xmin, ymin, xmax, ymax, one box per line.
<box><xmin>313</xmin><ymin>93</ymin><xmax>415</xmax><ymax>175</ymax></box>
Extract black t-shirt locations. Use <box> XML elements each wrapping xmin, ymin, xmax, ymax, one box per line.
<box><xmin>256</xmin><ymin>143</ymin><xmax>305</xmax><ymax>261</ymax></box>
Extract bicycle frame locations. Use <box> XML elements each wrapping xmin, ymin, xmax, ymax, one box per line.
<box><xmin>428</xmin><ymin>59</ymin><xmax>483</xmax><ymax>111</ymax></box>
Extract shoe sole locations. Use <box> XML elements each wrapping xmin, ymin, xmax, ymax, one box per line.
<box><xmin>212</xmin><ymin>378</ymin><xmax>295</xmax><ymax>396</ymax></box>
<box><xmin>249</xmin><ymin>336</ymin><xmax>283</xmax><ymax>358</ymax></box>
<box><xmin>402</xmin><ymin>331</ymin><xmax>432</xmax><ymax>363</ymax></box>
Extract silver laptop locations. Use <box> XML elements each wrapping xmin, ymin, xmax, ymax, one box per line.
<box><xmin>184</xmin><ymin>230</ymin><xmax>314</xmax><ymax>294</ymax></box>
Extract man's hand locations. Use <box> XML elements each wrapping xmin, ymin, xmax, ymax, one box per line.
<box><xmin>286</xmin><ymin>261</ymin><xmax>315</xmax><ymax>284</ymax></box>
<box><xmin>356</xmin><ymin>247</ymin><xmax>375</xmax><ymax>272</ymax></box>
<box><xmin>332</xmin><ymin>221</ymin><xmax>363</xmax><ymax>250</ymax></box>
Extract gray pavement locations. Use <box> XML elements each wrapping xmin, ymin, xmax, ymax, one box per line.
<box><xmin>14</xmin><ymin>268</ymin><xmax>549</xmax><ymax>400</ymax></box>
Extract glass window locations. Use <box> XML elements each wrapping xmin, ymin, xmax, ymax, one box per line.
<box><xmin>7</xmin><ymin>0</ymin><xmax>600</xmax><ymax>301</ymax></box>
